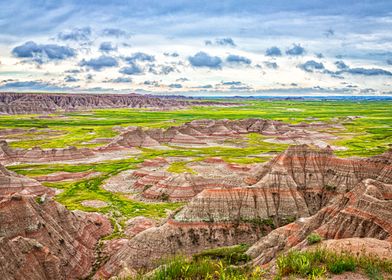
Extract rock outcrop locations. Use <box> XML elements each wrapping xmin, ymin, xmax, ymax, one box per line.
<box><xmin>0</xmin><ymin>92</ymin><xmax>235</xmax><ymax>114</ymax></box>
<box><xmin>0</xmin><ymin>140</ymin><xmax>94</xmax><ymax>164</ymax></box>
<box><xmin>0</xmin><ymin>195</ymin><xmax>112</xmax><ymax>280</ymax></box>
<box><xmin>174</xmin><ymin>145</ymin><xmax>392</xmax><ymax>227</ymax></box>
<box><xmin>107</xmin><ymin>118</ymin><xmax>339</xmax><ymax>149</ymax></box>
<box><xmin>0</xmin><ymin>140</ymin><xmax>134</xmax><ymax>164</ymax></box>
<box><xmin>0</xmin><ymin>163</ymin><xmax>53</xmax><ymax>198</ymax></box>
<box><xmin>94</xmin><ymin>220</ymin><xmax>265</xmax><ymax>278</ymax></box>
<box><xmin>317</xmin><ymin>238</ymin><xmax>392</xmax><ymax>260</ymax></box>
<box><xmin>246</xmin><ymin>178</ymin><xmax>392</xmax><ymax>265</ymax></box>
<box><xmin>102</xmin><ymin>157</ymin><xmax>251</xmax><ymax>201</ymax></box>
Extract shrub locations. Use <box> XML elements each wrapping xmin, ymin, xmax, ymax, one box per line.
<box><xmin>193</xmin><ymin>244</ymin><xmax>250</xmax><ymax>265</ymax></box>
<box><xmin>159</xmin><ymin>192</ymin><xmax>169</xmax><ymax>201</ymax></box>
<box><xmin>327</xmin><ymin>254</ymin><xmax>356</xmax><ymax>274</ymax></box>
<box><xmin>365</xmin><ymin>264</ymin><xmax>383</xmax><ymax>280</ymax></box>
<box><xmin>307</xmin><ymin>233</ymin><xmax>322</xmax><ymax>245</ymax></box>
<box><xmin>35</xmin><ymin>196</ymin><xmax>44</xmax><ymax>204</ymax></box>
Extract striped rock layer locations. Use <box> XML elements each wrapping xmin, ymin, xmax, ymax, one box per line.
<box><xmin>0</xmin><ymin>140</ymin><xmax>94</xmax><ymax>164</ymax></box>
<box><xmin>0</xmin><ymin>163</ymin><xmax>53</xmax><ymax>198</ymax></box>
<box><xmin>246</xmin><ymin>178</ymin><xmax>392</xmax><ymax>264</ymax></box>
<box><xmin>107</xmin><ymin>118</ymin><xmax>334</xmax><ymax>148</ymax></box>
<box><xmin>0</xmin><ymin>195</ymin><xmax>112</xmax><ymax>280</ymax></box>
<box><xmin>175</xmin><ymin>145</ymin><xmax>391</xmax><ymax>226</ymax></box>
<box><xmin>95</xmin><ymin>145</ymin><xmax>392</xmax><ymax>278</ymax></box>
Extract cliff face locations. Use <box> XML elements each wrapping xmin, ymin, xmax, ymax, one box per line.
<box><xmin>0</xmin><ymin>92</ymin><xmax>234</xmax><ymax>114</ymax></box>
<box><xmin>173</xmin><ymin>145</ymin><xmax>392</xmax><ymax>227</ymax></box>
<box><xmin>94</xmin><ymin>221</ymin><xmax>265</xmax><ymax>278</ymax></box>
<box><xmin>246</xmin><ymin>178</ymin><xmax>392</xmax><ymax>264</ymax></box>
<box><xmin>0</xmin><ymin>164</ymin><xmax>112</xmax><ymax>280</ymax></box>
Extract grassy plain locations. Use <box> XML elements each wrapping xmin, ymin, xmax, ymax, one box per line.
<box><xmin>1</xmin><ymin>100</ymin><xmax>390</xmax><ymax>157</ymax></box>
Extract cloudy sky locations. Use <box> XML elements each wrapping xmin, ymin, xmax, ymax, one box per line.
<box><xmin>0</xmin><ymin>0</ymin><xmax>391</xmax><ymax>96</ymax></box>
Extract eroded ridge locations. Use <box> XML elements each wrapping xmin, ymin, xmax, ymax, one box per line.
<box><xmin>0</xmin><ymin>164</ymin><xmax>112</xmax><ymax>280</ymax></box>
<box><xmin>108</xmin><ymin>118</ymin><xmax>339</xmax><ymax>148</ymax></box>
<box><xmin>0</xmin><ymin>92</ymin><xmax>236</xmax><ymax>114</ymax></box>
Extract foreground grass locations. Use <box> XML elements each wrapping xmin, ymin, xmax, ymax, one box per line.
<box><xmin>130</xmin><ymin>245</ymin><xmax>392</xmax><ymax>280</ymax></box>
<box><xmin>146</xmin><ymin>244</ymin><xmax>263</xmax><ymax>280</ymax></box>
<box><xmin>276</xmin><ymin>247</ymin><xmax>392</xmax><ymax>279</ymax></box>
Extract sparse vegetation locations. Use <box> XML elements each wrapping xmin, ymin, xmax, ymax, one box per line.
<box><xmin>307</xmin><ymin>232</ymin><xmax>322</xmax><ymax>245</ymax></box>
<box><xmin>167</xmin><ymin>161</ymin><xmax>197</xmax><ymax>174</ymax></box>
<box><xmin>276</xmin><ymin>247</ymin><xmax>392</xmax><ymax>279</ymax></box>
<box><xmin>147</xmin><ymin>245</ymin><xmax>263</xmax><ymax>280</ymax></box>
<box><xmin>128</xmin><ymin>246</ymin><xmax>392</xmax><ymax>279</ymax></box>
<box><xmin>193</xmin><ymin>244</ymin><xmax>251</xmax><ymax>265</ymax></box>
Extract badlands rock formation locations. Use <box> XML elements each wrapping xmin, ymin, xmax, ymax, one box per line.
<box><xmin>0</xmin><ymin>140</ymin><xmax>94</xmax><ymax>164</ymax></box>
<box><xmin>0</xmin><ymin>163</ymin><xmax>53</xmax><ymax>198</ymax></box>
<box><xmin>95</xmin><ymin>145</ymin><xmax>392</xmax><ymax>278</ymax></box>
<box><xmin>246</xmin><ymin>178</ymin><xmax>392</xmax><ymax>264</ymax></box>
<box><xmin>0</xmin><ymin>118</ymin><xmax>341</xmax><ymax>165</ymax></box>
<box><xmin>0</xmin><ymin>140</ymin><xmax>134</xmax><ymax>164</ymax></box>
<box><xmin>0</xmin><ymin>164</ymin><xmax>112</xmax><ymax>280</ymax></box>
<box><xmin>0</xmin><ymin>92</ymin><xmax>233</xmax><ymax>114</ymax></box>
<box><xmin>33</xmin><ymin>170</ymin><xmax>101</xmax><ymax>182</ymax></box>
<box><xmin>317</xmin><ymin>238</ymin><xmax>392</xmax><ymax>260</ymax></box>
<box><xmin>107</xmin><ymin>118</ymin><xmax>338</xmax><ymax>149</ymax></box>
<box><xmin>102</xmin><ymin>157</ymin><xmax>250</xmax><ymax>201</ymax></box>
<box><xmin>0</xmin><ymin>196</ymin><xmax>112</xmax><ymax>280</ymax></box>
<box><xmin>178</xmin><ymin>146</ymin><xmax>392</xmax><ymax>227</ymax></box>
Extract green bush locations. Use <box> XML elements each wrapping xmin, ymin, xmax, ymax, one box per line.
<box><xmin>193</xmin><ymin>244</ymin><xmax>250</xmax><ymax>265</ymax></box>
<box><xmin>150</xmin><ymin>256</ymin><xmax>263</xmax><ymax>280</ymax></box>
<box><xmin>307</xmin><ymin>233</ymin><xmax>322</xmax><ymax>245</ymax></box>
<box><xmin>327</xmin><ymin>254</ymin><xmax>356</xmax><ymax>274</ymax></box>
<box><xmin>365</xmin><ymin>264</ymin><xmax>383</xmax><ymax>280</ymax></box>
<box><xmin>276</xmin><ymin>250</ymin><xmax>327</xmax><ymax>278</ymax></box>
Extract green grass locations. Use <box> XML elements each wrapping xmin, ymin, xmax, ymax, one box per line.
<box><xmin>307</xmin><ymin>233</ymin><xmax>322</xmax><ymax>245</ymax></box>
<box><xmin>13</xmin><ymin>156</ymin><xmax>184</xmax><ymax>238</ymax></box>
<box><xmin>276</xmin><ymin>248</ymin><xmax>392</xmax><ymax>279</ymax></box>
<box><xmin>193</xmin><ymin>244</ymin><xmax>251</xmax><ymax>265</ymax></box>
<box><xmin>166</xmin><ymin>161</ymin><xmax>197</xmax><ymax>174</ymax></box>
<box><xmin>39</xmin><ymin>159</ymin><xmax>183</xmax><ymax>220</ymax></box>
<box><xmin>134</xmin><ymin>245</ymin><xmax>392</xmax><ymax>279</ymax></box>
<box><xmin>1</xmin><ymin>100</ymin><xmax>391</xmax><ymax>157</ymax></box>
<box><xmin>146</xmin><ymin>245</ymin><xmax>263</xmax><ymax>280</ymax></box>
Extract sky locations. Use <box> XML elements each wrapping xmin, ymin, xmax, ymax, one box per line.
<box><xmin>0</xmin><ymin>0</ymin><xmax>391</xmax><ymax>96</ymax></box>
